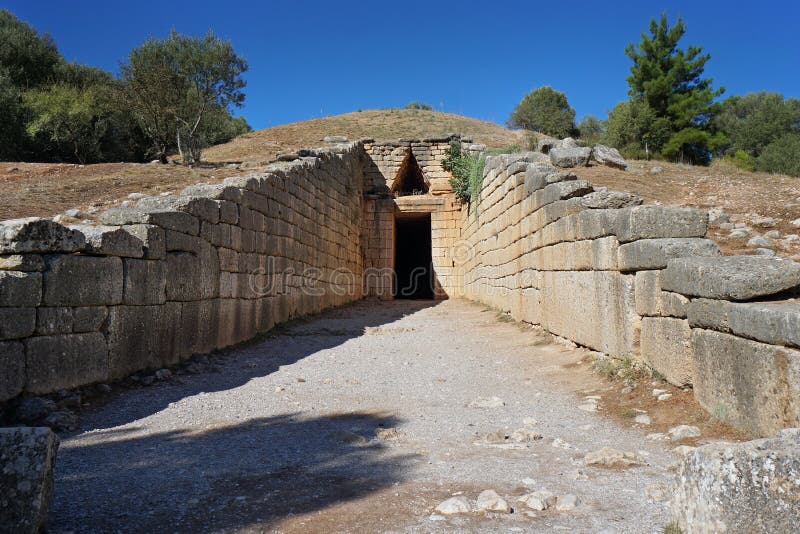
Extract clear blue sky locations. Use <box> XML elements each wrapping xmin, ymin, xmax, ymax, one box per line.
<box><xmin>6</xmin><ymin>0</ymin><xmax>800</xmax><ymax>130</ymax></box>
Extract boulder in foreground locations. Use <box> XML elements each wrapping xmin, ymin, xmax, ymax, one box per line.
<box><xmin>0</xmin><ymin>427</ymin><xmax>60</xmax><ymax>533</ymax></box>
<box><xmin>672</xmin><ymin>428</ymin><xmax>800</xmax><ymax>533</ymax></box>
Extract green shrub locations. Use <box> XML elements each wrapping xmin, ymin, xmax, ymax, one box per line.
<box><xmin>405</xmin><ymin>100</ymin><xmax>433</xmax><ymax>110</ymax></box>
<box><xmin>729</xmin><ymin>149</ymin><xmax>755</xmax><ymax>171</ymax></box>
<box><xmin>443</xmin><ymin>139</ymin><xmax>486</xmax><ymax>207</ymax></box>
<box><xmin>508</xmin><ymin>86</ymin><xmax>576</xmax><ymax>138</ymax></box>
<box><xmin>756</xmin><ymin>133</ymin><xmax>800</xmax><ymax>177</ymax></box>
<box><xmin>578</xmin><ymin>115</ymin><xmax>603</xmax><ymax>145</ymax></box>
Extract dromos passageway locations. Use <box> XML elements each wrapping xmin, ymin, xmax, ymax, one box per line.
<box><xmin>50</xmin><ymin>299</ymin><xmax>681</xmax><ymax>532</ymax></box>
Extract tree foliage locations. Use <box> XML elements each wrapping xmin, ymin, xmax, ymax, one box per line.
<box><xmin>603</xmin><ymin>99</ymin><xmax>670</xmax><ymax>159</ymax></box>
<box><xmin>622</xmin><ymin>13</ymin><xmax>724</xmax><ymax>163</ymax></box>
<box><xmin>0</xmin><ymin>9</ymin><xmax>60</xmax><ymax>88</ymax></box>
<box><xmin>756</xmin><ymin>134</ymin><xmax>800</xmax><ymax>177</ymax></box>
<box><xmin>714</xmin><ymin>92</ymin><xmax>800</xmax><ymax>157</ymax></box>
<box><xmin>508</xmin><ymin>86</ymin><xmax>576</xmax><ymax>138</ymax></box>
<box><xmin>23</xmin><ymin>83</ymin><xmax>107</xmax><ymax>163</ymax></box>
<box><xmin>577</xmin><ymin>115</ymin><xmax>603</xmax><ymax>144</ymax></box>
<box><xmin>120</xmin><ymin>30</ymin><xmax>248</xmax><ymax>164</ymax></box>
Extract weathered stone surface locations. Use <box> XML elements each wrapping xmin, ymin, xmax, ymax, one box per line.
<box><xmin>36</xmin><ymin>307</ymin><xmax>73</xmax><ymax>335</ymax></box>
<box><xmin>0</xmin><ymin>271</ymin><xmax>41</xmax><ymax>306</ymax></box>
<box><xmin>615</xmin><ymin>206</ymin><xmax>708</xmax><ymax>243</ymax></box>
<box><xmin>692</xmin><ymin>329</ymin><xmax>800</xmax><ymax>436</ymax></box>
<box><xmin>640</xmin><ymin>317</ymin><xmax>693</xmax><ymax>387</ymax></box>
<box><xmin>123</xmin><ymin>258</ymin><xmax>166</xmax><ymax>305</ymax></box>
<box><xmin>107</xmin><ymin>303</ymin><xmax>182</xmax><ymax>378</ymax></box>
<box><xmin>579</xmin><ymin>190</ymin><xmax>642</xmax><ymax>209</ymax></box>
<box><xmin>435</xmin><ymin>496</ymin><xmax>471</xmax><ymax>514</ymax></box>
<box><xmin>531</xmin><ymin>237</ymin><xmax>619</xmax><ymax>271</ymax></box>
<box><xmin>537</xmin><ymin>137</ymin><xmax>558</xmax><ymax>154</ymax></box>
<box><xmin>0</xmin><ymin>308</ymin><xmax>36</xmax><ymax>340</ymax></box>
<box><xmin>122</xmin><ymin>224</ymin><xmax>166</xmax><ymax>259</ymax></box>
<box><xmin>591</xmin><ymin>144</ymin><xmax>627</xmax><ymax>169</ymax></box>
<box><xmin>72</xmin><ymin>306</ymin><xmax>108</xmax><ymax>333</ymax></box>
<box><xmin>25</xmin><ymin>333</ymin><xmax>108</xmax><ymax>394</ymax></box>
<box><xmin>689</xmin><ymin>299</ymin><xmax>800</xmax><ymax>350</ymax></box>
<box><xmin>165</xmin><ymin>246</ymin><xmax>219</xmax><ymax>301</ymax></box>
<box><xmin>76</xmin><ymin>225</ymin><xmax>145</xmax><ymax>257</ymax></box>
<box><xmin>672</xmin><ymin>428</ymin><xmax>800</xmax><ymax>533</ymax></box>
<box><xmin>0</xmin><ymin>427</ymin><xmax>59</xmax><ymax>533</ymax></box>
<box><xmin>634</xmin><ymin>271</ymin><xmax>689</xmax><ymax>318</ymax></box>
<box><xmin>0</xmin><ymin>218</ymin><xmax>85</xmax><ymax>254</ymax></box>
<box><xmin>43</xmin><ymin>255</ymin><xmax>123</xmax><ymax>306</ymax></box>
<box><xmin>618</xmin><ymin>238</ymin><xmax>720</xmax><ymax>271</ymax></box>
<box><xmin>0</xmin><ymin>255</ymin><xmax>45</xmax><ymax>272</ymax></box>
<box><xmin>0</xmin><ymin>341</ymin><xmax>25</xmax><ymax>400</ymax></box>
<box><xmin>98</xmin><ymin>208</ymin><xmax>199</xmax><ymax>236</ymax></box>
<box><xmin>475</xmin><ymin>489</ymin><xmax>511</xmax><ymax>513</ymax></box>
<box><xmin>662</xmin><ymin>256</ymin><xmax>800</xmax><ymax>300</ymax></box>
<box><xmin>549</xmin><ymin>146</ymin><xmax>591</xmax><ymax>168</ymax></box>
<box><xmin>584</xmin><ymin>447</ymin><xmax>646</xmax><ymax>468</ymax></box>
<box><xmin>540</xmin><ymin>271</ymin><xmax>639</xmax><ymax>358</ymax></box>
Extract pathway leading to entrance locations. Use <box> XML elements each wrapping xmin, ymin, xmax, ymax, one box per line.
<box><xmin>50</xmin><ymin>299</ymin><xmax>680</xmax><ymax>532</ymax></box>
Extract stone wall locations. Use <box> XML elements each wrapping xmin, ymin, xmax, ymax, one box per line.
<box><xmin>0</xmin><ymin>143</ymin><xmax>366</xmax><ymax>402</ymax></box>
<box><xmin>457</xmin><ymin>152</ymin><xmax>800</xmax><ymax>437</ymax></box>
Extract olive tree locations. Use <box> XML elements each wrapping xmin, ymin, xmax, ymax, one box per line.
<box><xmin>120</xmin><ymin>30</ymin><xmax>248</xmax><ymax>164</ymax></box>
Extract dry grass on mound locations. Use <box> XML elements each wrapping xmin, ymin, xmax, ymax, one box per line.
<box><xmin>581</xmin><ymin>159</ymin><xmax>800</xmax><ymax>258</ymax></box>
<box><xmin>1</xmin><ymin>108</ymin><xmax>798</xmax><ymax>260</ymax></box>
<box><xmin>203</xmin><ymin>108</ymin><xmax>527</xmax><ymax>162</ymax></box>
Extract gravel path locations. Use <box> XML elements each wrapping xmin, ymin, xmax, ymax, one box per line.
<box><xmin>50</xmin><ymin>299</ymin><xmax>678</xmax><ymax>533</ymax></box>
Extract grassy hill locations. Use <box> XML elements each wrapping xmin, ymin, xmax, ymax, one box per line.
<box><xmin>1</xmin><ymin>108</ymin><xmax>799</xmax><ymax>262</ymax></box>
<box><xmin>204</xmin><ymin>109</ymin><xmax>527</xmax><ymax>162</ymax></box>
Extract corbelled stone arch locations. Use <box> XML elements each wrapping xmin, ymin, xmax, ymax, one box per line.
<box><xmin>390</xmin><ymin>149</ymin><xmax>429</xmax><ymax>197</ymax></box>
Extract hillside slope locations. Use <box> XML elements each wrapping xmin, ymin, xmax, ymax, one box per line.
<box><xmin>204</xmin><ymin>109</ymin><xmax>526</xmax><ymax>162</ymax></box>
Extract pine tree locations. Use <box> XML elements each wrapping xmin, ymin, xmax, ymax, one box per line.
<box><xmin>624</xmin><ymin>13</ymin><xmax>725</xmax><ymax>163</ymax></box>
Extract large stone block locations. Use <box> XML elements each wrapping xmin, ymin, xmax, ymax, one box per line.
<box><xmin>618</xmin><ymin>238</ymin><xmax>720</xmax><ymax>271</ymax></box>
<box><xmin>43</xmin><ymin>255</ymin><xmax>123</xmax><ymax>306</ymax></box>
<box><xmin>35</xmin><ymin>307</ymin><xmax>72</xmax><ymax>335</ymax></box>
<box><xmin>532</xmin><ymin>237</ymin><xmax>618</xmax><ymax>271</ymax></box>
<box><xmin>615</xmin><ymin>206</ymin><xmax>708</xmax><ymax>243</ymax></box>
<box><xmin>72</xmin><ymin>306</ymin><xmax>108</xmax><ymax>333</ymax></box>
<box><xmin>0</xmin><ymin>427</ymin><xmax>59</xmax><ymax>533</ymax></box>
<box><xmin>689</xmin><ymin>299</ymin><xmax>800</xmax><ymax>350</ymax></box>
<box><xmin>0</xmin><ymin>341</ymin><xmax>25</xmax><ymax>401</ymax></box>
<box><xmin>0</xmin><ymin>255</ymin><xmax>45</xmax><ymax>272</ymax></box>
<box><xmin>662</xmin><ymin>256</ymin><xmax>800</xmax><ymax>300</ymax></box>
<box><xmin>107</xmin><ymin>303</ymin><xmax>181</xmax><ymax>378</ymax></box>
<box><xmin>549</xmin><ymin>146</ymin><xmax>591</xmax><ymax>168</ymax></box>
<box><xmin>634</xmin><ymin>270</ymin><xmax>689</xmax><ymax>318</ymax></box>
<box><xmin>0</xmin><ymin>308</ymin><xmax>36</xmax><ymax>340</ymax></box>
<box><xmin>691</xmin><ymin>329</ymin><xmax>800</xmax><ymax>436</ymax></box>
<box><xmin>640</xmin><ymin>317</ymin><xmax>693</xmax><ymax>386</ymax></box>
<box><xmin>165</xmin><ymin>245</ymin><xmax>218</xmax><ymax>301</ymax></box>
<box><xmin>540</xmin><ymin>270</ymin><xmax>639</xmax><ymax>358</ymax></box>
<box><xmin>76</xmin><ymin>225</ymin><xmax>145</xmax><ymax>257</ymax></box>
<box><xmin>0</xmin><ymin>218</ymin><xmax>84</xmax><ymax>254</ymax></box>
<box><xmin>121</xmin><ymin>258</ymin><xmax>165</xmax><ymax>305</ymax></box>
<box><xmin>25</xmin><ymin>332</ymin><xmax>108</xmax><ymax>394</ymax></box>
<box><xmin>180</xmin><ymin>300</ymin><xmax>218</xmax><ymax>357</ymax></box>
<box><xmin>98</xmin><ymin>207</ymin><xmax>199</xmax><ymax>236</ymax></box>
<box><xmin>672</xmin><ymin>429</ymin><xmax>800</xmax><ymax>533</ymax></box>
<box><xmin>0</xmin><ymin>271</ymin><xmax>41</xmax><ymax>306</ymax></box>
<box><xmin>122</xmin><ymin>224</ymin><xmax>165</xmax><ymax>260</ymax></box>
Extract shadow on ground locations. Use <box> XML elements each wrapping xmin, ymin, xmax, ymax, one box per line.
<box><xmin>50</xmin><ymin>300</ymin><xmax>438</xmax><ymax>532</ymax></box>
<box><xmin>52</xmin><ymin>412</ymin><xmax>414</xmax><ymax>532</ymax></box>
<box><xmin>82</xmin><ymin>299</ymin><xmax>440</xmax><ymax>430</ymax></box>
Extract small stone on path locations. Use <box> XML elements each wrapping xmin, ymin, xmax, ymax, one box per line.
<box><xmin>519</xmin><ymin>490</ymin><xmax>556</xmax><ymax>511</ymax></box>
<box><xmin>556</xmin><ymin>494</ymin><xmax>579</xmax><ymax>511</ymax></box>
<box><xmin>584</xmin><ymin>447</ymin><xmax>646</xmax><ymax>468</ymax></box>
<box><xmin>475</xmin><ymin>490</ymin><xmax>511</xmax><ymax>513</ymax></box>
<box><xmin>668</xmin><ymin>425</ymin><xmax>701</xmax><ymax>441</ymax></box>
<box><xmin>468</xmin><ymin>396</ymin><xmax>505</xmax><ymax>408</ymax></box>
<box><xmin>435</xmin><ymin>496</ymin><xmax>471</xmax><ymax>515</ymax></box>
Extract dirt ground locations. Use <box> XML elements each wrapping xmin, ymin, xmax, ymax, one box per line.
<box><xmin>49</xmin><ymin>299</ymin><xmax>741</xmax><ymax>533</ymax></box>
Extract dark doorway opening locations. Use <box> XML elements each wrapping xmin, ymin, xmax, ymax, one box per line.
<box><xmin>394</xmin><ymin>214</ymin><xmax>433</xmax><ymax>299</ymax></box>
